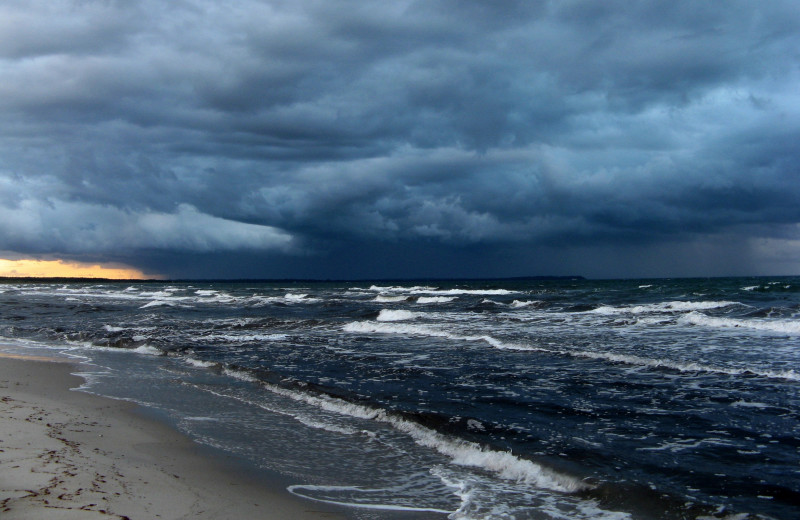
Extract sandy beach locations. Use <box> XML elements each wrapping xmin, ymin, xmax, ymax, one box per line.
<box><xmin>0</xmin><ymin>354</ymin><xmax>347</xmax><ymax>520</ymax></box>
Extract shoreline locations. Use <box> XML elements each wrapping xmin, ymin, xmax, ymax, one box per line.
<box><xmin>0</xmin><ymin>354</ymin><xmax>349</xmax><ymax>519</ymax></box>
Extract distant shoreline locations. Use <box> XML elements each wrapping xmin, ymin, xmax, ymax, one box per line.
<box><xmin>0</xmin><ymin>275</ymin><xmax>586</xmax><ymax>283</ymax></box>
<box><xmin>2</xmin><ymin>274</ymin><xmax>798</xmax><ymax>284</ymax></box>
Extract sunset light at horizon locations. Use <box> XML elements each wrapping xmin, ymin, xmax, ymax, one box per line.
<box><xmin>0</xmin><ymin>258</ymin><xmax>158</xmax><ymax>280</ymax></box>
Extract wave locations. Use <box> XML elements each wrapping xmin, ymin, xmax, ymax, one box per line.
<box><xmin>255</xmin><ymin>377</ymin><xmax>587</xmax><ymax>493</ymax></box>
<box><xmin>369</xmin><ymin>285</ymin><xmax>436</xmax><ymax>292</ymax></box>
<box><xmin>376</xmin><ymin>310</ymin><xmax>420</xmax><ymax>322</ymax></box>
<box><xmin>679</xmin><ymin>311</ymin><xmax>800</xmax><ymax>335</ymax></box>
<box><xmin>283</xmin><ymin>293</ymin><xmax>321</xmax><ymax>303</ymax></box>
<box><xmin>590</xmin><ymin>301</ymin><xmax>740</xmax><ymax>316</ymax></box>
<box><xmin>103</xmin><ymin>325</ymin><xmax>126</xmax><ymax>332</ymax></box>
<box><xmin>417</xmin><ymin>296</ymin><xmax>457</xmax><ymax>304</ymax></box>
<box><xmin>198</xmin><ymin>333</ymin><xmax>288</xmax><ymax>343</ymax></box>
<box><xmin>510</xmin><ymin>300</ymin><xmax>542</xmax><ymax>308</ymax></box>
<box><xmin>374</xmin><ymin>295</ymin><xmax>410</xmax><ymax>302</ymax></box>
<box><xmin>419</xmin><ymin>289</ymin><xmax>515</xmax><ymax>296</ymax></box>
<box><xmin>139</xmin><ymin>300</ymin><xmax>179</xmax><ymax>309</ymax></box>
<box><xmin>287</xmin><ymin>484</ymin><xmax>454</xmax><ymax>514</ymax></box>
<box><xmin>78</xmin><ymin>343</ymin><xmax>164</xmax><ymax>356</ymax></box>
<box><xmin>190</xmin><ymin>370</ymin><xmax>586</xmax><ymax>496</ymax></box>
<box><xmin>368</xmin><ymin>285</ymin><xmax>515</xmax><ymax>296</ymax></box>
<box><xmin>344</xmin><ymin>321</ymin><xmax>449</xmax><ymax>337</ymax></box>
<box><xmin>344</xmin><ymin>321</ymin><xmax>800</xmax><ymax>382</ymax></box>
<box><xmin>132</xmin><ymin>345</ymin><xmax>163</xmax><ymax>355</ymax></box>
<box><xmin>185</xmin><ymin>357</ymin><xmax>218</xmax><ymax>368</ymax></box>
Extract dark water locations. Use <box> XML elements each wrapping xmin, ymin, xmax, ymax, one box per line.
<box><xmin>1</xmin><ymin>277</ymin><xmax>798</xmax><ymax>519</ymax></box>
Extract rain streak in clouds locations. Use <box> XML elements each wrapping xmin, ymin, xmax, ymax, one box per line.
<box><xmin>1</xmin><ymin>0</ymin><xmax>799</xmax><ymax>278</ymax></box>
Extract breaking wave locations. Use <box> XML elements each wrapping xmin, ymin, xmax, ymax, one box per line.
<box><xmin>679</xmin><ymin>311</ymin><xmax>800</xmax><ymax>335</ymax></box>
<box><xmin>376</xmin><ymin>309</ymin><xmax>420</xmax><ymax>322</ymax></box>
<box><xmin>343</xmin><ymin>320</ymin><xmax>800</xmax><ymax>382</ymax></box>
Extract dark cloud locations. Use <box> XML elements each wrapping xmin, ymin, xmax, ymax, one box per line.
<box><xmin>1</xmin><ymin>0</ymin><xmax>799</xmax><ymax>278</ymax></box>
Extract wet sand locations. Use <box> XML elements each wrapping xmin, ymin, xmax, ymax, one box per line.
<box><xmin>0</xmin><ymin>354</ymin><xmax>347</xmax><ymax>519</ymax></box>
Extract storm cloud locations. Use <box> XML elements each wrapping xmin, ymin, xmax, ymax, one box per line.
<box><xmin>1</xmin><ymin>0</ymin><xmax>799</xmax><ymax>278</ymax></box>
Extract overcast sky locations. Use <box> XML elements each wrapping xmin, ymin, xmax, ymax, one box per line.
<box><xmin>1</xmin><ymin>0</ymin><xmax>799</xmax><ymax>279</ymax></box>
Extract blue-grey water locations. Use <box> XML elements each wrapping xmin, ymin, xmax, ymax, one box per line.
<box><xmin>0</xmin><ymin>277</ymin><xmax>798</xmax><ymax>519</ymax></box>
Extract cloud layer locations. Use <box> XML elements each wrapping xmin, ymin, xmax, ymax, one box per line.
<box><xmin>1</xmin><ymin>0</ymin><xmax>799</xmax><ymax>278</ymax></box>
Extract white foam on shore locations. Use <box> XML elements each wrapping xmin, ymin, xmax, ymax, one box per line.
<box><xmin>129</xmin><ymin>345</ymin><xmax>160</xmax><ymax>355</ymax></box>
<box><xmin>376</xmin><ymin>310</ymin><xmax>420</xmax><ymax>322</ymax></box>
<box><xmin>260</xmin><ymin>380</ymin><xmax>587</xmax><ymax>494</ymax></box>
<box><xmin>81</xmin><ymin>344</ymin><xmax>163</xmax><ymax>356</ymax></box>
<box><xmin>286</xmin><ymin>484</ymin><xmax>454</xmax><ymax>513</ymax></box>
<box><xmin>222</xmin><ymin>367</ymin><xmax>259</xmax><ymax>382</ymax></box>
<box><xmin>185</xmin><ymin>357</ymin><xmax>217</xmax><ymax>368</ymax></box>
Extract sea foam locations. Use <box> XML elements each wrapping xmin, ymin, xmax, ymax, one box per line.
<box><xmin>591</xmin><ymin>301</ymin><xmax>739</xmax><ymax>315</ymax></box>
<box><xmin>256</xmin><ymin>379</ymin><xmax>588</xmax><ymax>493</ymax></box>
<box><xmin>417</xmin><ymin>296</ymin><xmax>457</xmax><ymax>304</ymax></box>
<box><xmin>679</xmin><ymin>311</ymin><xmax>800</xmax><ymax>335</ymax></box>
<box><xmin>376</xmin><ymin>309</ymin><xmax>420</xmax><ymax>322</ymax></box>
<box><xmin>344</xmin><ymin>320</ymin><xmax>800</xmax><ymax>381</ymax></box>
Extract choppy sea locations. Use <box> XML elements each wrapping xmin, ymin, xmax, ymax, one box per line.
<box><xmin>0</xmin><ymin>277</ymin><xmax>798</xmax><ymax>519</ymax></box>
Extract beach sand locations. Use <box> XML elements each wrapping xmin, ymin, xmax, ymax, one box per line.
<box><xmin>0</xmin><ymin>354</ymin><xmax>347</xmax><ymax>520</ymax></box>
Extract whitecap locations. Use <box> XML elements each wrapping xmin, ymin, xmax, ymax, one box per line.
<box><xmin>679</xmin><ymin>311</ymin><xmax>800</xmax><ymax>335</ymax></box>
<box><xmin>185</xmin><ymin>357</ymin><xmax>217</xmax><ymax>368</ymax></box>
<box><xmin>131</xmin><ymin>345</ymin><xmax>162</xmax><ymax>355</ymax></box>
<box><xmin>103</xmin><ymin>325</ymin><xmax>126</xmax><ymax>332</ymax></box>
<box><xmin>510</xmin><ymin>300</ymin><xmax>540</xmax><ymax>308</ymax></box>
<box><xmin>417</xmin><ymin>289</ymin><xmax>515</xmax><ymax>296</ymax></box>
<box><xmin>139</xmin><ymin>300</ymin><xmax>176</xmax><ymax>309</ymax></box>
<box><xmin>731</xmin><ymin>400</ymin><xmax>769</xmax><ymax>409</ymax></box>
<box><xmin>259</xmin><ymin>381</ymin><xmax>587</xmax><ymax>493</ymax></box>
<box><xmin>284</xmin><ymin>293</ymin><xmax>321</xmax><ymax>303</ymax></box>
<box><xmin>376</xmin><ymin>309</ymin><xmax>419</xmax><ymax>322</ymax></box>
<box><xmin>343</xmin><ymin>321</ymin><xmax>800</xmax><ymax>382</ymax></box>
<box><xmin>222</xmin><ymin>367</ymin><xmax>259</xmax><ymax>382</ymax></box>
<box><xmin>591</xmin><ymin>301</ymin><xmax>739</xmax><ymax>315</ymax></box>
<box><xmin>344</xmin><ymin>321</ymin><xmax>449</xmax><ymax>337</ymax></box>
<box><xmin>200</xmin><ymin>333</ymin><xmax>288</xmax><ymax>343</ymax></box>
<box><xmin>374</xmin><ymin>295</ymin><xmax>409</xmax><ymax>302</ymax></box>
<box><xmin>417</xmin><ymin>296</ymin><xmax>457</xmax><ymax>304</ymax></box>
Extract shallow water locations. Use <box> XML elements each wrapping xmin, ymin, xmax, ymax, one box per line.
<box><xmin>1</xmin><ymin>277</ymin><xmax>798</xmax><ymax>519</ymax></box>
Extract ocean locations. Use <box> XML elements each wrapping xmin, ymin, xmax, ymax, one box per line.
<box><xmin>0</xmin><ymin>277</ymin><xmax>797</xmax><ymax>519</ymax></box>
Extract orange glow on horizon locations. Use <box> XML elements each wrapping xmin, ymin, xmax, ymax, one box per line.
<box><xmin>0</xmin><ymin>258</ymin><xmax>160</xmax><ymax>280</ymax></box>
